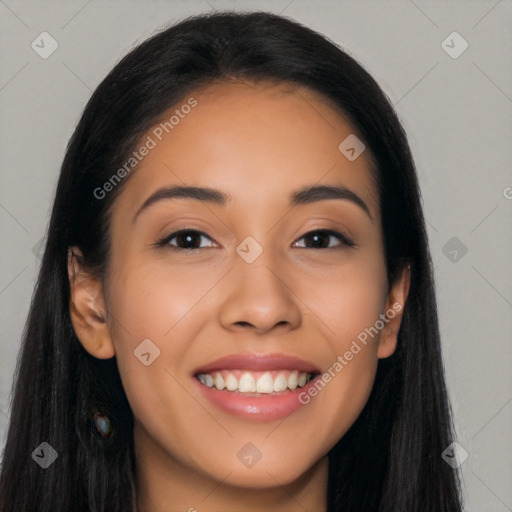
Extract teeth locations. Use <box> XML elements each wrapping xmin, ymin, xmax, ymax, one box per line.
<box><xmin>288</xmin><ymin>370</ymin><xmax>298</xmax><ymax>390</ymax></box>
<box><xmin>239</xmin><ymin>372</ymin><xmax>256</xmax><ymax>393</ymax></box>
<box><xmin>273</xmin><ymin>373</ymin><xmax>288</xmax><ymax>392</ymax></box>
<box><xmin>198</xmin><ymin>374</ymin><xmax>213</xmax><ymax>387</ymax></box>
<box><xmin>214</xmin><ymin>372</ymin><xmax>225</xmax><ymax>390</ymax></box>
<box><xmin>225</xmin><ymin>373</ymin><xmax>239</xmax><ymax>391</ymax></box>
<box><xmin>197</xmin><ymin>370</ymin><xmax>314</xmax><ymax>393</ymax></box>
<box><xmin>256</xmin><ymin>372</ymin><xmax>274</xmax><ymax>394</ymax></box>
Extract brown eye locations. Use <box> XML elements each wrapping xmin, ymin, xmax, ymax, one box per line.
<box><xmin>157</xmin><ymin>229</ymin><xmax>216</xmax><ymax>251</ymax></box>
<box><xmin>293</xmin><ymin>229</ymin><xmax>355</xmax><ymax>249</ymax></box>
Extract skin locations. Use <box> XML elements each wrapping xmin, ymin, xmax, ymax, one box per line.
<box><xmin>68</xmin><ymin>80</ymin><xmax>410</xmax><ymax>512</ymax></box>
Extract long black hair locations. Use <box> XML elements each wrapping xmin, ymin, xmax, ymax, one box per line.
<box><xmin>0</xmin><ymin>10</ymin><xmax>464</xmax><ymax>511</ymax></box>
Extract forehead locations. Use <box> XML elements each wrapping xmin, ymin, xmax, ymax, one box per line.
<box><xmin>112</xmin><ymin>79</ymin><xmax>379</xmax><ymax>220</ymax></box>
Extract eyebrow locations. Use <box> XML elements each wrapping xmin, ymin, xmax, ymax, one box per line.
<box><xmin>131</xmin><ymin>184</ymin><xmax>372</xmax><ymax>224</ymax></box>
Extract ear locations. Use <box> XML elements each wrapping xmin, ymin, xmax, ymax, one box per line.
<box><xmin>377</xmin><ymin>264</ymin><xmax>411</xmax><ymax>359</ymax></box>
<box><xmin>67</xmin><ymin>247</ymin><xmax>115</xmax><ymax>359</ymax></box>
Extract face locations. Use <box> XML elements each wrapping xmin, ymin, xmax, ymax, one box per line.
<box><xmin>70</xmin><ymin>80</ymin><xmax>409</xmax><ymax>495</ymax></box>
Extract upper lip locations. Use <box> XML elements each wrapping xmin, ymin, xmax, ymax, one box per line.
<box><xmin>193</xmin><ymin>353</ymin><xmax>321</xmax><ymax>375</ymax></box>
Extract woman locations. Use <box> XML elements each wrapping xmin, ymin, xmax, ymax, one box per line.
<box><xmin>0</xmin><ymin>10</ymin><xmax>464</xmax><ymax>512</ymax></box>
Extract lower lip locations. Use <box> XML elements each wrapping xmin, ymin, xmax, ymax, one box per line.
<box><xmin>194</xmin><ymin>375</ymin><xmax>320</xmax><ymax>422</ymax></box>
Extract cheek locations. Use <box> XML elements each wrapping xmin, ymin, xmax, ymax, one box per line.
<box><xmin>291</xmin><ymin>257</ymin><xmax>387</xmax><ymax>442</ymax></box>
<box><xmin>104</xmin><ymin>260</ymin><xmax>207</xmax><ymax>416</ymax></box>
<box><xmin>105</xmin><ymin>262</ymin><xmax>213</xmax><ymax>470</ymax></box>
<box><xmin>297</xmin><ymin>254</ymin><xmax>388</xmax><ymax>352</ymax></box>
<box><xmin>107</xmin><ymin>257</ymin><xmax>214</xmax><ymax>351</ymax></box>
<box><xmin>306</xmin><ymin>344</ymin><xmax>378</xmax><ymax>459</ymax></box>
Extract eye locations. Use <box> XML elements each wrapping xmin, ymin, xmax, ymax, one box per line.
<box><xmin>155</xmin><ymin>229</ymin><xmax>217</xmax><ymax>251</ymax></box>
<box><xmin>293</xmin><ymin>229</ymin><xmax>355</xmax><ymax>249</ymax></box>
<box><xmin>155</xmin><ymin>228</ymin><xmax>355</xmax><ymax>252</ymax></box>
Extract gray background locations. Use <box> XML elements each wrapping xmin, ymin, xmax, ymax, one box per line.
<box><xmin>1</xmin><ymin>1</ymin><xmax>511</xmax><ymax>510</ymax></box>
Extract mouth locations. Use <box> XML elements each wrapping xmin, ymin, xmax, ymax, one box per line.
<box><xmin>193</xmin><ymin>353</ymin><xmax>322</xmax><ymax>421</ymax></box>
<box><xmin>195</xmin><ymin>369</ymin><xmax>317</xmax><ymax>394</ymax></box>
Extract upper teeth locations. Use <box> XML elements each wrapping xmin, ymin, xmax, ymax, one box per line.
<box><xmin>196</xmin><ymin>370</ymin><xmax>313</xmax><ymax>393</ymax></box>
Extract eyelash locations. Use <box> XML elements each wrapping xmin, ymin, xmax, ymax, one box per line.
<box><xmin>154</xmin><ymin>228</ymin><xmax>356</xmax><ymax>252</ymax></box>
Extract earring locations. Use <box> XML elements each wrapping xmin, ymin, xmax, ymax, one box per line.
<box><xmin>93</xmin><ymin>412</ymin><xmax>114</xmax><ymax>440</ymax></box>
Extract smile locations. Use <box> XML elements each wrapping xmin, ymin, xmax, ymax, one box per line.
<box><xmin>196</xmin><ymin>369</ymin><xmax>315</xmax><ymax>394</ymax></box>
<box><xmin>193</xmin><ymin>353</ymin><xmax>322</xmax><ymax>421</ymax></box>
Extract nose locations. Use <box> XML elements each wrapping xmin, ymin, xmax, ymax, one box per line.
<box><xmin>218</xmin><ymin>251</ymin><xmax>302</xmax><ymax>335</ymax></box>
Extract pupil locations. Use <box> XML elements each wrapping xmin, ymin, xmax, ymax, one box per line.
<box><xmin>179</xmin><ymin>232</ymin><xmax>198</xmax><ymax>248</ymax></box>
<box><xmin>310</xmin><ymin>232</ymin><xmax>327</xmax><ymax>248</ymax></box>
